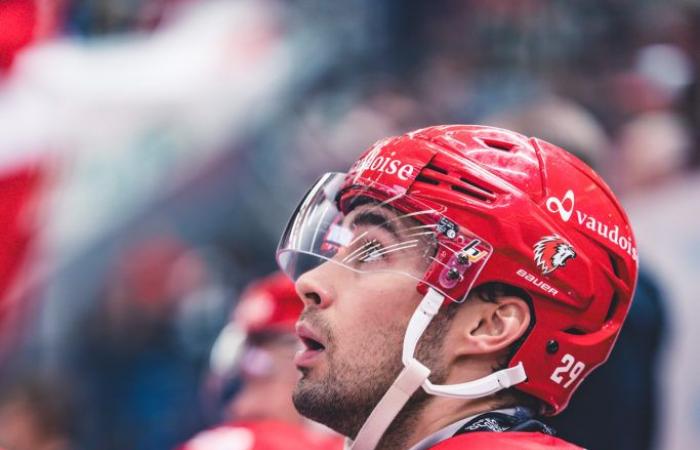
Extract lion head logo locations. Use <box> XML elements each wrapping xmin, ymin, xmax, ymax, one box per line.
<box><xmin>533</xmin><ymin>235</ymin><xmax>576</xmax><ymax>275</ymax></box>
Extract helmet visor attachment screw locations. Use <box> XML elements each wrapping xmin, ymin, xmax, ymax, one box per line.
<box><xmin>456</xmin><ymin>252</ymin><xmax>469</xmax><ymax>265</ymax></box>
<box><xmin>447</xmin><ymin>268</ymin><xmax>461</xmax><ymax>281</ymax></box>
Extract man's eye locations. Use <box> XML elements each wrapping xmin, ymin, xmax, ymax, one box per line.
<box><xmin>356</xmin><ymin>239</ymin><xmax>384</xmax><ymax>263</ymax></box>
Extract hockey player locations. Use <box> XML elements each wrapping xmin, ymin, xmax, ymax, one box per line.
<box><xmin>276</xmin><ymin>125</ymin><xmax>638</xmax><ymax>449</ymax></box>
<box><xmin>179</xmin><ymin>272</ymin><xmax>341</xmax><ymax>450</ymax></box>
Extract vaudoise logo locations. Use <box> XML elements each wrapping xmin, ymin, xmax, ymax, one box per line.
<box><xmin>351</xmin><ymin>143</ymin><xmax>415</xmax><ymax>183</ymax></box>
<box><xmin>546</xmin><ymin>189</ymin><xmax>637</xmax><ymax>261</ymax></box>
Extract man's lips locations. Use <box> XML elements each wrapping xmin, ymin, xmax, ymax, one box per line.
<box><xmin>294</xmin><ymin>323</ymin><xmax>326</xmax><ymax>367</ymax></box>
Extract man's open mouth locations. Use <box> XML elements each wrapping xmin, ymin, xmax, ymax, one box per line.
<box><xmin>300</xmin><ymin>335</ymin><xmax>325</xmax><ymax>351</ymax></box>
<box><xmin>295</xmin><ymin>323</ymin><xmax>327</xmax><ymax>367</ymax></box>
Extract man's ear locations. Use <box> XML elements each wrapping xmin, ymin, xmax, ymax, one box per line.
<box><xmin>454</xmin><ymin>296</ymin><xmax>531</xmax><ymax>356</ymax></box>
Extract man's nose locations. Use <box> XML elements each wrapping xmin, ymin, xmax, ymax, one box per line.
<box><xmin>295</xmin><ymin>261</ymin><xmax>338</xmax><ymax>310</ymax></box>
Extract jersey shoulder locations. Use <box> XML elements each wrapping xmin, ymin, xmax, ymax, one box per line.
<box><xmin>179</xmin><ymin>421</ymin><xmax>343</xmax><ymax>450</ymax></box>
<box><xmin>429</xmin><ymin>432</ymin><xmax>584</xmax><ymax>450</ymax></box>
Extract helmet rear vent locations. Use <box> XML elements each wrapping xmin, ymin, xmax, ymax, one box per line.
<box><xmin>452</xmin><ymin>182</ymin><xmax>494</xmax><ymax>203</ymax></box>
<box><xmin>425</xmin><ymin>163</ymin><xmax>448</xmax><ymax>175</ymax></box>
<box><xmin>417</xmin><ymin>162</ymin><xmax>497</xmax><ymax>203</ymax></box>
<box><xmin>460</xmin><ymin>177</ymin><xmax>495</xmax><ymax>196</ymax></box>
<box><xmin>563</xmin><ymin>327</ymin><xmax>587</xmax><ymax>335</ymax></box>
<box><xmin>604</xmin><ymin>253</ymin><xmax>626</xmax><ymax>322</ymax></box>
<box><xmin>479</xmin><ymin>138</ymin><xmax>516</xmax><ymax>152</ymax></box>
<box><xmin>415</xmin><ymin>174</ymin><xmax>439</xmax><ymax>185</ymax></box>
<box><xmin>608</xmin><ymin>253</ymin><xmax>621</xmax><ymax>278</ymax></box>
<box><xmin>604</xmin><ymin>293</ymin><xmax>620</xmax><ymax>323</ymax></box>
<box><xmin>415</xmin><ymin>163</ymin><xmax>445</xmax><ymax>185</ymax></box>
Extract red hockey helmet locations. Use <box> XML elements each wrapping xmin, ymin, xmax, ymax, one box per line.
<box><xmin>210</xmin><ymin>272</ymin><xmax>302</xmax><ymax>379</ymax></box>
<box><xmin>234</xmin><ymin>271</ymin><xmax>303</xmax><ymax>335</ymax></box>
<box><xmin>278</xmin><ymin>125</ymin><xmax>637</xmax><ymax>417</ymax></box>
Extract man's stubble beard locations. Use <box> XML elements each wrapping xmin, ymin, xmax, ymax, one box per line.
<box><xmin>292</xmin><ymin>304</ymin><xmax>456</xmax><ymax>444</ymax></box>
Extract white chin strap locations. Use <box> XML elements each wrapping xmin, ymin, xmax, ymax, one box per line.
<box><xmin>347</xmin><ymin>288</ymin><xmax>527</xmax><ymax>450</ymax></box>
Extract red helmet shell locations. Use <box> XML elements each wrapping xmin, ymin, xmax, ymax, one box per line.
<box><xmin>234</xmin><ymin>271</ymin><xmax>303</xmax><ymax>335</ymax></box>
<box><xmin>344</xmin><ymin>125</ymin><xmax>638</xmax><ymax>414</ymax></box>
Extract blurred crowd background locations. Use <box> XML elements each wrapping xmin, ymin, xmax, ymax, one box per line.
<box><xmin>0</xmin><ymin>0</ymin><xmax>699</xmax><ymax>449</ymax></box>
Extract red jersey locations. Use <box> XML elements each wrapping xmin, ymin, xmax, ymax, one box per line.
<box><xmin>178</xmin><ymin>420</ymin><xmax>343</xmax><ymax>450</ymax></box>
<box><xmin>430</xmin><ymin>431</ymin><xmax>584</xmax><ymax>449</ymax></box>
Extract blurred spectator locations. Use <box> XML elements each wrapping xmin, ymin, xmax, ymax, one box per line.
<box><xmin>484</xmin><ymin>95</ymin><xmax>610</xmax><ymax>168</ymax></box>
<box><xmin>0</xmin><ymin>374</ymin><xmax>76</xmax><ymax>450</ymax></box>
<box><xmin>206</xmin><ymin>272</ymin><xmax>302</xmax><ymax>424</ymax></box>
<box><xmin>0</xmin><ymin>0</ymin><xmax>38</xmax><ymax>74</ymax></box>
<box><xmin>180</xmin><ymin>271</ymin><xmax>342</xmax><ymax>450</ymax></box>
<box><xmin>71</xmin><ymin>233</ymin><xmax>230</xmax><ymax>450</ymax></box>
<box><xmin>608</xmin><ymin>42</ymin><xmax>694</xmax><ymax>195</ymax></box>
<box><xmin>615</xmin><ymin>110</ymin><xmax>692</xmax><ymax>193</ymax></box>
<box><xmin>64</xmin><ymin>0</ymin><xmax>186</xmax><ymax>37</ymax></box>
<box><xmin>180</xmin><ymin>421</ymin><xmax>340</xmax><ymax>450</ymax></box>
<box><xmin>0</xmin><ymin>153</ymin><xmax>46</xmax><ymax>366</ymax></box>
<box><xmin>0</xmin><ymin>0</ymin><xmax>59</xmax><ymax>76</ymax></box>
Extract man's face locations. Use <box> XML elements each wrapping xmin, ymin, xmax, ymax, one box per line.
<box><xmin>291</xmin><ymin>203</ymin><xmax>452</xmax><ymax>437</ymax></box>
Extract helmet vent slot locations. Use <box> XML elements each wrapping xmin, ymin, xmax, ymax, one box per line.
<box><xmin>425</xmin><ymin>163</ymin><xmax>448</xmax><ymax>174</ymax></box>
<box><xmin>415</xmin><ymin>174</ymin><xmax>440</xmax><ymax>185</ymax></box>
<box><xmin>608</xmin><ymin>253</ymin><xmax>621</xmax><ymax>278</ymax></box>
<box><xmin>417</xmin><ymin>162</ymin><xmax>497</xmax><ymax>203</ymax></box>
<box><xmin>460</xmin><ymin>177</ymin><xmax>495</xmax><ymax>195</ymax></box>
<box><xmin>604</xmin><ymin>293</ymin><xmax>620</xmax><ymax>323</ymax></box>
<box><xmin>451</xmin><ymin>184</ymin><xmax>492</xmax><ymax>202</ymax></box>
<box><xmin>480</xmin><ymin>138</ymin><xmax>516</xmax><ymax>152</ymax></box>
<box><xmin>563</xmin><ymin>327</ymin><xmax>587</xmax><ymax>335</ymax></box>
<box><xmin>455</xmin><ymin>177</ymin><xmax>497</xmax><ymax>203</ymax></box>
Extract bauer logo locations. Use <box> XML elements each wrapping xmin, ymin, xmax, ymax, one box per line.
<box><xmin>534</xmin><ymin>235</ymin><xmax>576</xmax><ymax>275</ymax></box>
<box><xmin>517</xmin><ymin>268</ymin><xmax>559</xmax><ymax>296</ymax></box>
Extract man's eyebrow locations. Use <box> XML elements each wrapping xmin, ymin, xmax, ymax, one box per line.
<box><xmin>350</xmin><ymin>210</ymin><xmax>400</xmax><ymax>240</ymax></box>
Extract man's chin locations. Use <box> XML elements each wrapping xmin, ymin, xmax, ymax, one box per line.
<box><xmin>292</xmin><ymin>378</ymin><xmax>328</xmax><ymax>422</ymax></box>
<box><xmin>292</xmin><ymin>377</ymin><xmax>371</xmax><ymax>439</ymax></box>
<box><xmin>294</xmin><ymin>369</ymin><xmax>329</xmax><ymax>401</ymax></box>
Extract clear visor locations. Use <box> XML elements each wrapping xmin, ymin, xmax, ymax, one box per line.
<box><xmin>277</xmin><ymin>173</ymin><xmax>492</xmax><ymax>303</ymax></box>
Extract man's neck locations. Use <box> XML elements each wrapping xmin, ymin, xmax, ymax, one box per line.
<box><xmin>374</xmin><ymin>395</ymin><xmax>499</xmax><ymax>450</ymax></box>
